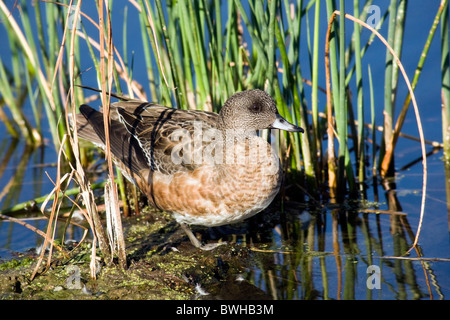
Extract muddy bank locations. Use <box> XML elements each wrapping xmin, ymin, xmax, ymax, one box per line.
<box><xmin>0</xmin><ymin>207</ymin><xmax>274</xmax><ymax>300</ymax></box>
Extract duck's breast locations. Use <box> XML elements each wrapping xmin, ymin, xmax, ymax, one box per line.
<box><xmin>146</xmin><ymin>136</ymin><xmax>282</xmax><ymax>226</ymax></box>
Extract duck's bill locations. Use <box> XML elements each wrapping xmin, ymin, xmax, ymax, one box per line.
<box><xmin>269</xmin><ymin>113</ymin><xmax>304</xmax><ymax>133</ymax></box>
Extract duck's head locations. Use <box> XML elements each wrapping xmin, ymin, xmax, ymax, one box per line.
<box><xmin>217</xmin><ymin>89</ymin><xmax>304</xmax><ymax>133</ymax></box>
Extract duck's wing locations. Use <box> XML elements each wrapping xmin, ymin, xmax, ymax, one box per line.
<box><xmin>77</xmin><ymin>104</ymin><xmax>150</xmax><ymax>177</ymax></box>
<box><xmin>113</xmin><ymin>101</ymin><xmax>219</xmax><ymax>175</ymax></box>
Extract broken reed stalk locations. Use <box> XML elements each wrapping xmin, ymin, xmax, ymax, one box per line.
<box><xmin>30</xmin><ymin>135</ymin><xmax>69</xmax><ymax>280</ymax></box>
<box><xmin>57</xmin><ymin>0</ymin><xmax>112</xmax><ymax>279</ymax></box>
<box><xmin>98</xmin><ymin>0</ymin><xmax>127</xmax><ymax>270</ymax></box>
<box><xmin>325</xmin><ymin>10</ymin><xmax>427</xmax><ymax>254</ymax></box>
<box><xmin>27</xmin><ymin>0</ymin><xmax>113</xmax><ymax>280</ymax></box>
<box><xmin>63</xmin><ymin>0</ymin><xmax>112</xmax><ymax>279</ymax></box>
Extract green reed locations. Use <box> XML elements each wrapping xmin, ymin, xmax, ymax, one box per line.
<box><xmin>443</xmin><ymin>1</ymin><xmax>450</xmax><ymax>163</ymax></box>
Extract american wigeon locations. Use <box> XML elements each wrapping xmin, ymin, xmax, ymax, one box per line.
<box><xmin>75</xmin><ymin>89</ymin><xmax>303</xmax><ymax>250</ymax></box>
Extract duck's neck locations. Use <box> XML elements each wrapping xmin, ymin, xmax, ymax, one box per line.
<box><xmin>222</xmin><ymin>128</ymin><xmax>257</xmax><ymax>142</ymax></box>
<box><xmin>216</xmin><ymin>130</ymin><xmax>276</xmax><ymax>169</ymax></box>
<box><xmin>216</xmin><ymin>111</ymin><xmax>257</xmax><ymax>139</ymax></box>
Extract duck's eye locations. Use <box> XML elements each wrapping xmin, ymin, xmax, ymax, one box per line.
<box><xmin>250</xmin><ymin>105</ymin><xmax>261</xmax><ymax>113</ymax></box>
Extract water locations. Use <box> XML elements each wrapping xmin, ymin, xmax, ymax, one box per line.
<box><xmin>0</xmin><ymin>0</ymin><xmax>449</xmax><ymax>300</ymax></box>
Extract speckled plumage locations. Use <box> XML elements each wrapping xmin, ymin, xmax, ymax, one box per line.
<box><xmin>75</xmin><ymin>89</ymin><xmax>303</xmax><ymax>249</ymax></box>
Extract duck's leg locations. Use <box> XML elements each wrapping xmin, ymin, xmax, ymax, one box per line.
<box><xmin>180</xmin><ymin>223</ymin><xmax>226</xmax><ymax>251</ymax></box>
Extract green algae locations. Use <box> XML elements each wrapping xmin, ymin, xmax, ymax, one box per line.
<box><xmin>0</xmin><ymin>209</ymin><xmax>255</xmax><ymax>300</ymax></box>
<box><xmin>0</xmin><ymin>257</ymin><xmax>34</xmax><ymax>271</ymax></box>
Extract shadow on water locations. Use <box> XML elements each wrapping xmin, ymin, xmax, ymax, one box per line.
<box><xmin>222</xmin><ymin>199</ymin><xmax>442</xmax><ymax>300</ymax></box>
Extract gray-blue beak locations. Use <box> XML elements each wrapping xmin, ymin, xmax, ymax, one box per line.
<box><xmin>269</xmin><ymin>113</ymin><xmax>304</xmax><ymax>133</ymax></box>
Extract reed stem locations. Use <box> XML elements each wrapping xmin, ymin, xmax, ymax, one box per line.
<box><xmin>442</xmin><ymin>0</ymin><xmax>450</xmax><ymax>163</ymax></box>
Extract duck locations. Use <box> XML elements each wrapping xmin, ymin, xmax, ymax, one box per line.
<box><xmin>74</xmin><ymin>89</ymin><xmax>303</xmax><ymax>250</ymax></box>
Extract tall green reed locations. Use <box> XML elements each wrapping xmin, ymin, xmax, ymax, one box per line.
<box><xmin>443</xmin><ymin>0</ymin><xmax>450</xmax><ymax>163</ymax></box>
